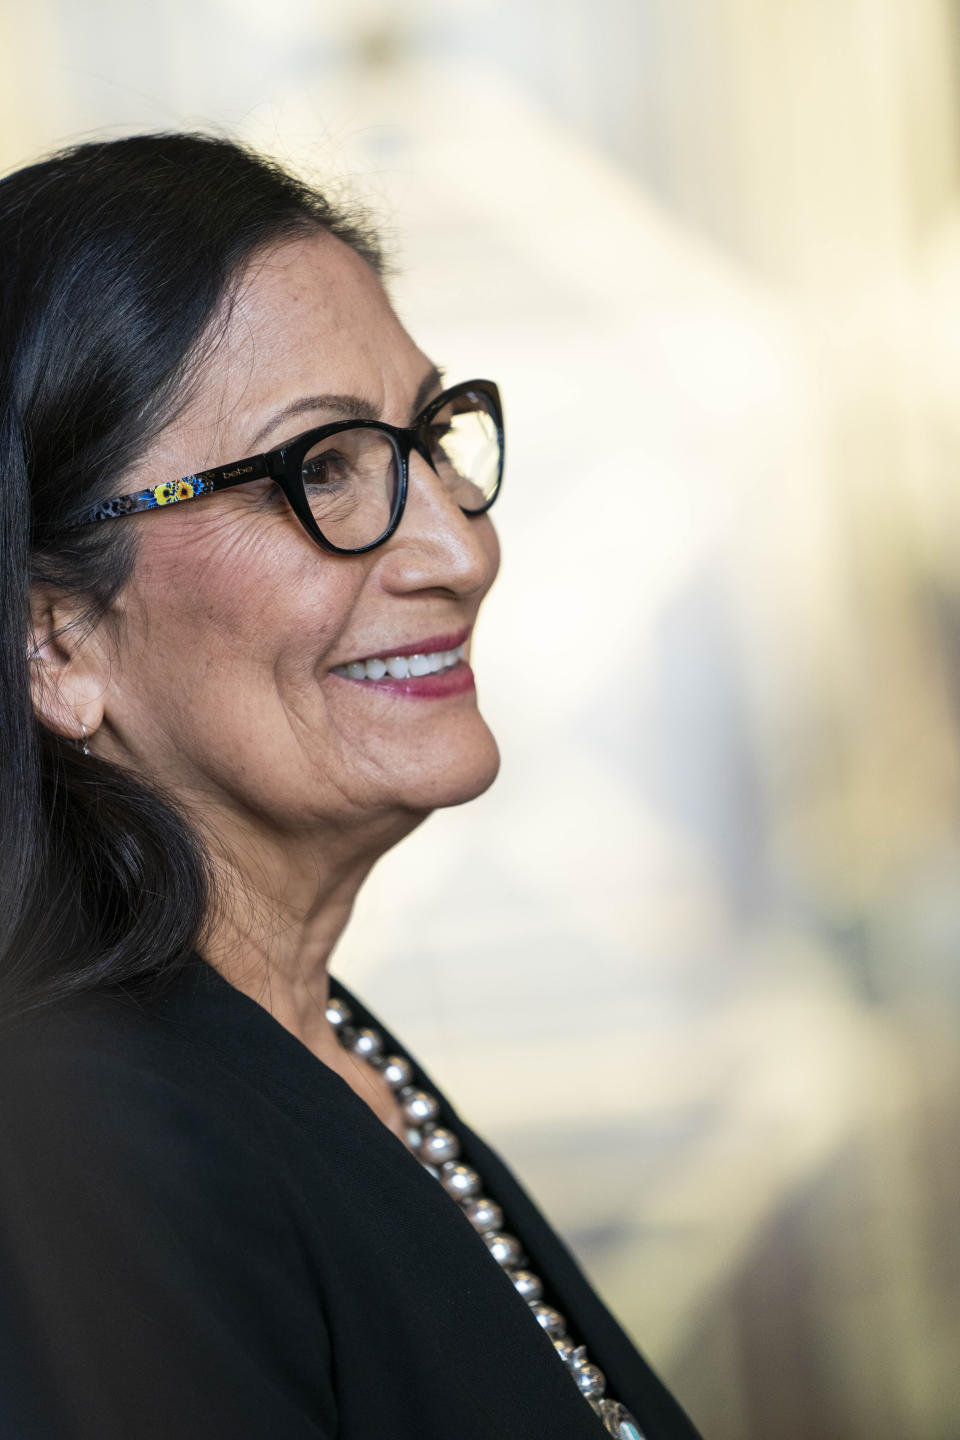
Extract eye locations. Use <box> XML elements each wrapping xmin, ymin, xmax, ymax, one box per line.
<box><xmin>302</xmin><ymin>449</ymin><xmax>350</xmax><ymax>486</ymax></box>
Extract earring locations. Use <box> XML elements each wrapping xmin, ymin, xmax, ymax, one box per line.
<box><xmin>80</xmin><ymin>722</ymin><xmax>91</xmax><ymax>757</ymax></box>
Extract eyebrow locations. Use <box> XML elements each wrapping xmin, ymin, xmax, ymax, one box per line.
<box><xmin>247</xmin><ymin>363</ymin><xmax>446</xmax><ymax>450</ymax></box>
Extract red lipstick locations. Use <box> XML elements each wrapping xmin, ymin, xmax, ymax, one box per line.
<box><xmin>330</xmin><ymin>625</ymin><xmax>475</xmax><ymax>700</ymax></box>
<box><xmin>353</xmin><ymin>662</ymin><xmax>476</xmax><ymax>699</ymax></box>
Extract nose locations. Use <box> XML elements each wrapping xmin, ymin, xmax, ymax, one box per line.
<box><xmin>378</xmin><ymin>448</ymin><xmax>499</xmax><ymax>598</ymax></box>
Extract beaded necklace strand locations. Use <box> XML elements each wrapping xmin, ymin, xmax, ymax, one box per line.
<box><xmin>327</xmin><ymin>996</ymin><xmax>645</xmax><ymax>1440</ymax></box>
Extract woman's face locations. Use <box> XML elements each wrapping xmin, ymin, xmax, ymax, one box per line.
<box><xmin>91</xmin><ymin>232</ymin><xmax>501</xmax><ymax>852</ymax></box>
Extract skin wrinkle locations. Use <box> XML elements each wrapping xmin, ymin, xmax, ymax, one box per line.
<box><xmin>245</xmin><ymin>360</ymin><xmax>446</xmax><ymax>453</ymax></box>
<box><xmin>30</xmin><ymin>230</ymin><xmax>501</xmax><ymax>1100</ymax></box>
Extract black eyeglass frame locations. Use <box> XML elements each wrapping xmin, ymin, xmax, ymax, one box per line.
<box><xmin>73</xmin><ymin>378</ymin><xmax>504</xmax><ymax>555</ymax></box>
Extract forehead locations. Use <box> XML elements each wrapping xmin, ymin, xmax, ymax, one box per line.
<box><xmin>191</xmin><ymin>231</ymin><xmax>423</xmax><ymax>440</ymax></box>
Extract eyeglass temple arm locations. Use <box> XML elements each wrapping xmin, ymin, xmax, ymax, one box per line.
<box><xmin>71</xmin><ymin>453</ymin><xmax>272</xmax><ymax>527</ymax></box>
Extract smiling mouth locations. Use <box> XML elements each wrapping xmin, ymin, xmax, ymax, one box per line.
<box><xmin>332</xmin><ymin>643</ymin><xmax>466</xmax><ymax>682</ymax></box>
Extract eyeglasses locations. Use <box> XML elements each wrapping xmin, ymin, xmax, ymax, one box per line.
<box><xmin>72</xmin><ymin>379</ymin><xmax>504</xmax><ymax>554</ymax></box>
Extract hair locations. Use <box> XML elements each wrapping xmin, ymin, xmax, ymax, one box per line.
<box><xmin>0</xmin><ymin>132</ymin><xmax>385</xmax><ymax>1025</ymax></box>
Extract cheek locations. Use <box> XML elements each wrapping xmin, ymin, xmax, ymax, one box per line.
<box><xmin>118</xmin><ymin>514</ymin><xmax>356</xmax><ymax>714</ymax></box>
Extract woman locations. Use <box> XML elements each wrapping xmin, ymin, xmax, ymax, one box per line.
<box><xmin>0</xmin><ymin>133</ymin><xmax>702</xmax><ymax>1440</ymax></box>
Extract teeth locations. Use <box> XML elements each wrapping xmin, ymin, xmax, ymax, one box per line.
<box><xmin>333</xmin><ymin>643</ymin><xmax>465</xmax><ymax>681</ymax></box>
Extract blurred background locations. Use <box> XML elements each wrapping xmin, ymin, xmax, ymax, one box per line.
<box><xmin>5</xmin><ymin>2</ymin><xmax>960</xmax><ymax>1436</ymax></box>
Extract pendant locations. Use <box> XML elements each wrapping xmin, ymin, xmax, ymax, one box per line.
<box><xmin>592</xmin><ymin>1397</ymin><xmax>646</xmax><ymax>1438</ymax></box>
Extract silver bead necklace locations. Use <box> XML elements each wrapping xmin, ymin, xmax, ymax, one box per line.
<box><xmin>326</xmin><ymin>995</ymin><xmax>646</xmax><ymax>1440</ymax></box>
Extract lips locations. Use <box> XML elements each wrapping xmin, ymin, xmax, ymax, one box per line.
<box><xmin>329</xmin><ymin>625</ymin><xmax>476</xmax><ymax>699</ymax></box>
<box><xmin>335</xmin><ymin>626</ymin><xmax>471</xmax><ymax>668</ymax></box>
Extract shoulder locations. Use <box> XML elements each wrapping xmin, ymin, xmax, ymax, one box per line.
<box><xmin>0</xmin><ymin>978</ymin><xmax>327</xmax><ymax>1346</ymax></box>
<box><xmin>0</xmin><ymin>986</ymin><xmax>338</xmax><ymax>1437</ymax></box>
<box><xmin>0</xmin><ymin>981</ymin><xmax>290</xmax><ymax>1197</ymax></box>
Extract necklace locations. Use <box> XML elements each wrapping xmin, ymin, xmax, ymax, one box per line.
<box><xmin>327</xmin><ymin>994</ymin><xmax>646</xmax><ymax>1440</ymax></box>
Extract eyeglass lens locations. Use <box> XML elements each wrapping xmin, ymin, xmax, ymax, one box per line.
<box><xmin>299</xmin><ymin>387</ymin><xmax>501</xmax><ymax>550</ymax></box>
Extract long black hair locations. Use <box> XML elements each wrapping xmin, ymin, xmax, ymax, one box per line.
<box><xmin>0</xmin><ymin>133</ymin><xmax>384</xmax><ymax>1024</ymax></box>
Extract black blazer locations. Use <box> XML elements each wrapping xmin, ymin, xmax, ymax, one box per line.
<box><xmin>0</xmin><ymin>954</ymin><xmax>702</xmax><ymax>1439</ymax></box>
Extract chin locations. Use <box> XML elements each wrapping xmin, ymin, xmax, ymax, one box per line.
<box><xmin>406</xmin><ymin>727</ymin><xmax>501</xmax><ymax>813</ymax></box>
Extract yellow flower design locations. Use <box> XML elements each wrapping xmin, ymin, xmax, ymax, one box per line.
<box><xmin>175</xmin><ymin>480</ymin><xmax>196</xmax><ymax>501</ymax></box>
<box><xmin>153</xmin><ymin>482</ymin><xmax>177</xmax><ymax>506</ymax></box>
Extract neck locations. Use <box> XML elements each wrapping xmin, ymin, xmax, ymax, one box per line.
<box><xmin>195</xmin><ymin>805</ymin><xmax>425</xmax><ymax>1051</ymax></box>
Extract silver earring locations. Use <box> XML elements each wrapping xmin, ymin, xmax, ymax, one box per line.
<box><xmin>80</xmin><ymin>722</ymin><xmax>90</xmax><ymax>757</ymax></box>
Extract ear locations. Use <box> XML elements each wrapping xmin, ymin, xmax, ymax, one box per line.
<box><xmin>28</xmin><ymin>585</ymin><xmax>109</xmax><ymax>745</ymax></box>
